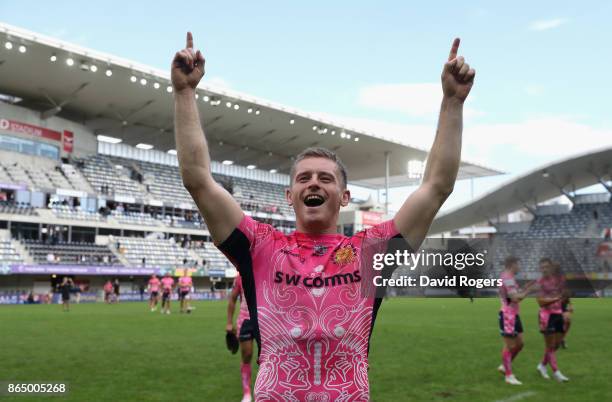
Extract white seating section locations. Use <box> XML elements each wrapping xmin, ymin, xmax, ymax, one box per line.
<box><xmin>0</xmin><ymin>240</ymin><xmax>24</xmax><ymax>264</ymax></box>
<box><xmin>103</xmin><ymin>156</ymin><xmax>294</xmax><ymax>218</ymax></box>
<box><xmin>51</xmin><ymin>205</ymin><xmax>102</xmax><ymax>221</ymax></box>
<box><xmin>190</xmin><ymin>242</ymin><xmax>231</xmax><ymax>270</ymax></box>
<box><xmin>60</xmin><ymin>163</ymin><xmax>94</xmax><ymax>193</ymax></box>
<box><xmin>0</xmin><ymin>201</ymin><xmax>37</xmax><ymax>216</ymax></box>
<box><xmin>229</xmin><ymin>174</ymin><xmax>293</xmax><ymax>217</ymax></box>
<box><xmin>79</xmin><ymin>155</ymin><xmax>144</xmax><ymax>198</ymax></box>
<box><xmin>23</xmin><ymin>239</ymin><xmax>120</xmax><ymax>266</ymax></box>
<box><xmin>117</xmin><ymin>237</ymin><xmax>192</xmax><ymax>268</ymax></box>
<box><xmin>0</xmin><ymin>162</ymin><xmax>80</xmax><ymax>191</ymax></box>
<box><xmin>137</xmin><ymin>159</ymin><xmax>194</xmax><ymax>206</ymax></box>
<box><xmin>0</xmin><ymin>164</ymin><xmax>13</xmax><ymax>184</ymax></box>
<box><xmin>2</xmin><ymin>162</ymin><xmax>32</xmax><ymax>187</ymax></box>
<box><xmin>111</xmin><ymin>211</ymin><xmax>160</xmax><ymax>226</ymax></box>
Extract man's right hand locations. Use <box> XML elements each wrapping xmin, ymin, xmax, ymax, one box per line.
<box><xmin>226</xmin><ymin>323</ymin><xmax>235</xmax><ymax>333</ymax></box>
<box><xmin>171</xmin><ymin>32</ymin><xmax>205</xmax><ymax>93</ymax></box>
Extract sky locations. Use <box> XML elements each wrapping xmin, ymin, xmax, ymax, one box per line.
<box><xmin>1</xmin><ymin>1</ymin><xmax>611</xmax><ymax>212</ymax></box>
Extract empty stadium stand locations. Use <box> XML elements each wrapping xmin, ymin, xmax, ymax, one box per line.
<box><xmin>102</xmin><ymin>155</ymin><xmax>295</xmax><ymax>217</ymax></box>
<box><xmin>60</xmin><ymin>163</ymin><xmax>95</xmax><ymax>193</ymax></box>
<box><xmin>22</xmin><ymin>239</ymin><xmax>120</xmax><ymax>266</ymax></box>
<box><xmin>502</xmin><ymin>201</ymin><xmax>612</xmax><ymax>239</ymax></box>
<box><xmin>115</xmin><ymin>236</ymin><xmax>194</xmax><ymax>268</ymax></box>
<box><xmin>79</xmin><ymin>155</ymin><xmax>145</xmax><ymax>198</ymax></box>
<box><xmin>488</xmin><ymin>197</ymin><xmax>612</xmax><ymax>274</ymax></box>
<box><xmin>0</xmin><ymin>161</ymin><xmax>82</xmax><ymax>192</ymax></box>
<box><xmin>0</xmin><ymin>201</ymin><xmax>37</xmax><ymax>216</ymax></box>
<box><xmin>189</xmin><ymin>241</ymin><xmax>231</xmax><ymax>271</ymax></box>
<box><xmin>51</xmin><ymin>204</ymin><xmax>103</xmax><ymax>221</ymax></box>
<box><xmin>0</xmin><ymin>239</ymin><xmax>24</xmax><ymax>264</ymax></box>
<box><xmin>111</xmin><ymin>210</ymin><xmax>160</xmax><ymax>227</ymax></box>
<box><xmin>135</xmin><ymin>158</ymin><xmax>194</xmax><ymax>206</ymax></box>
<box><xmin>2</xmin><ymin>162</ymin><xmax>32</xmax><ymax>188</ymax></box>
<box><xmin>488</xmin><ymin>235</ymin><xmax>605</xmax><ymax>274</ymax></box>
<box><xmin>0</xmin><ymin>163</ymin><xmax>14</xmax><ymax>184</ymax></box>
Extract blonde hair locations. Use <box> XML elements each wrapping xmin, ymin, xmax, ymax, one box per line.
<box><xmin>290</xmin><ymin>147</ymin><xmax>347</xmax><ymax>188</ymax></box>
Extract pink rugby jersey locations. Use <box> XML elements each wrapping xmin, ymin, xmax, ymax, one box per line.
<box><xmin>233</xmin><ymin>275</ymin><xmax>251</xmax><ymax>331</ymax></box>
<box><xmin>537</xmin><ymin>275</ymin><xmax>563</xmax><ymax>314</ymax></box>
<box><xmin>161</xmin><ymin>277</ymin><xmax>174</xmax><ymax>291</ymax></box>
<box><xmin>179</xmin><ymin>276</ymin><xmax>192</xmax><ymax>291</ymax></box>
<box><xmin>499</xmin><ymin>270</ymin><xmax>520</xmax><ymax>315</ymax></box>
<box><xmin>218</xmin><ymin>214</ymin><xmax>402</xmax><ymax>401</ymax></box>
<box><xmin>148</xmin><ymin>277</ymin><xmax>161</xmax><ymax>293</ymax></box>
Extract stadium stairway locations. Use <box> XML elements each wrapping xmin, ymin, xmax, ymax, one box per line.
<box><xmin>60</xmin><ymin>163</ymin><xmax>95</xmax><ymax>193</ymax></box>
<box><xmin>186</xmin><ymin>248</ymin><xmax>202</xmax><ymax>266</ymax></box>
<box><xmin>107</xmin><ymin>241</ymin><xmax>131</xmax><ymax>267</ymax></box>
<box><xmin>584</xmin><ymin>220</ymin><xmax>600</xmax><ymax>237</ymax></box>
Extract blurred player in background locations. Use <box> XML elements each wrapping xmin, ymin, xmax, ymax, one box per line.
<box><xmin>497</xmin><ymin>257</ymin><xmax>534</xmax><ymax>385</ymax></box>
<box><xmin>227</xmin><ymin>274</ymin><xmax>255</xmax><ymax>402</ymax></box>
<box><xmin>113</xmin><ymin>278</ymin><xmax>120</xmax><ymax>304</ymax></box>
<box><xmin>536</xmin><ymin>258</ymin><xmax>570</xmax><ymax>382</ymax></box>
<box><xmin>59</xmin><ymin>276</ymin><xmax>74</xmax><ymax>312</ymax></box>
<box><xmin>148</xmin><ymin>274</ymin><xmax>161</xmax><ymax>312</ymax></box>
<box><xmin>103</xmin><ymin>279</ymin><xmax>113</xmax><ymax>304</ymax></box>
<box><xmin>160</xmin><ymin>272</ymin><xmax>174</xmax><ymax>315</ymax></box>
<box><xmin>178</xmin><ymin>271</ymin><xmax>193</xmax><ymax>313</ymax></box>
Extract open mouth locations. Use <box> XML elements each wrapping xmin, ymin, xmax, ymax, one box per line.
<box><xmin>303</xmin><ymin>194</ymin><xmax>325</xmax><ymax>207</ymax></box>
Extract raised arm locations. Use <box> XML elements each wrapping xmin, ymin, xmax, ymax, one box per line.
<box><xmin>172</xmin><ymin>32</ymin><xmax>243</xmax><ymax>244</ymax></box>
<box><xmin>394</xmin><ymin>38</ymin><xmax>475</xmax><ymax>250</ymax></box>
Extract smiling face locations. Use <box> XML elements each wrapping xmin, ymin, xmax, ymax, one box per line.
<box><xmin>286</xmin><ymin>157</ymin><xmax>350</xmax><ymax>234</ymax></box>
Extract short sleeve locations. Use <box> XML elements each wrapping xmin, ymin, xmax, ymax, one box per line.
<box><xmin>217</xmin><ymin>214</ymin><xmax>277</xmax><ymax>271</ymax></box>
<box><xmin>356</xmin><ymin>220</ymin><xmax>409</xmax><ymax>299</ymax></box>
<box><xmin>502</xmin><ymin>276</ymin><xmax>518</xmax><ymax>296</ymax></box>
<box><xmin>363</xmin><ymin>220</ymin><xmax>401</xmax><ymax>242</ymax></box>
<box><xmin>359</xmin><ymin>219</ymin><xmax>406</xmax><ymax>256</ymax></box>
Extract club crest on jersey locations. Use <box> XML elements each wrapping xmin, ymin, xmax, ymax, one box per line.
<box><xmin>333</xmin><ymin>244</ymin><xmax>357</xmax><ymax>265</ymax></box>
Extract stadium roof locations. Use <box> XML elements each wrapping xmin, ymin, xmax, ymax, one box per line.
<box><xmin>0</xmin><ymin>22</ymin><xmax>501</xmax><ymax>189</ymax></box>
<box><xmin>430</xmin><ymin>147</ymin><xmax>612</xmax><ymax>234</ymax></box>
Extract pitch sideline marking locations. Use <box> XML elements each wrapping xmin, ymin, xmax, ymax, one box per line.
<box><xmin>494</xmin><ymin>391</ymin><xmax>537</xmax><ymax>402</ymax></box>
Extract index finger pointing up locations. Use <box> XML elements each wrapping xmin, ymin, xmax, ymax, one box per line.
<box><xmin>186</xmin><ymin>32</ymin><xmax>194</xmax><ymax>49</ymax></box>
<box><xmin>448</xmin><ymin>37</ymin><xmax>460</xmax><ymax>61</ymax></box>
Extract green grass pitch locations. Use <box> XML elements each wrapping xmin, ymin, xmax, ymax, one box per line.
<box><xmin>1</xmin><ymin>298</ymin><xmax>610</xmax><ymax>401</ymax></box>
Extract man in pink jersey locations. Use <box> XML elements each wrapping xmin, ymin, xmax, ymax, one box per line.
<box><xmin>161</xmin><ymin>272</ymin><xmax>175</xmax><ymax>315</ymax></box>
<box><xmin>227</xmin><ymin>274</ymin><xmax>255</xmax><ymax>402</ymax></box>
<box><xmin>148</xmin><ymin>274</ymin><xmax>161</xmax><ymax>312</ymax></box>
<box><xmin>173</xmin><ymin>32</ymin><xmax>474</xmax><ymax>400</ymax></box>
<box><xmin>536</xmin><ymin>258</ymin><xmax>569</xmax><ymax>382</ymax></box>
<box><xmin>178</xmin><ymin>272</ymin><xmax>193</xmax><ymax>313</ymax></box>
<box><xmin>496</xmin><ymin>256</ymin><xmax>534</xmax><ymax>385</ymax></box>
<box><xmin>103</xmin><ymin>279</ymin><xmax>113</xmax><ymax>304</ymax></box>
